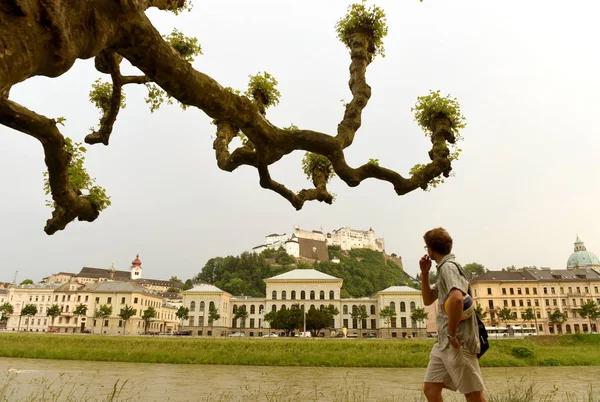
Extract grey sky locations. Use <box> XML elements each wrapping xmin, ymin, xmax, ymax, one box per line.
<box><xmin>1</xmin><ymin>0</ymin><xmax>599</xmax><ymax>284</ymax></box>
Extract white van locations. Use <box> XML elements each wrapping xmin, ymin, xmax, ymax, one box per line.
<box><xmin>296</xmin><ymin>331</ymin><xmax>312</xmax><ymax>338</ymax></box>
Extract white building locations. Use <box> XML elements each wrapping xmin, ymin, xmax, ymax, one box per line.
<box><xmin>181</xmin><ymin>269</ymin><xmax>425</xmax><ymax>338</ymax></box>
<box><xmin>327</xmin><ymin>226</ymin><xmax>385</xmax><ymax>252</ymax></box>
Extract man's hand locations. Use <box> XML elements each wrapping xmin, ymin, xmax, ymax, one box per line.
<box><xmin>419</xmin><ymin>254</ymin><xmax>432</xmax><ymax>274</ymax></box>
<box><xmin>449</xmin><ymin>336</ymin><xmax>460</xmax><ymax>349</ymax></box>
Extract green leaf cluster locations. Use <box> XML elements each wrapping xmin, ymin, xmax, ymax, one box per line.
<box><xmin>409</xmin><ymin>90</ymin><xmax>466</xmax><ymax>190</ymax></box>
<box><xmin>245</xmin><ymin>72</ymin><xmax>281</xmax><ymax>109</ymax></box>
<box><xmin>412</xmin><ymin>90</ymin><xmax>466</xmax><ymax>138</ymax></box>
<box><xmin>335</xmin><ymin>1</ymin><xmax>389</xmax><ymax>59</ymax></box>
<box><xmin>170</xmin><ymin>0</ymin><xmax>193</xmax><ymax>15</ymax></box>
<box><xmin>301</xmin><ymin>153</ymin><xmax>335</xmax><ymax>182</ymax></box>
<box><xmin>165</xmin><ymin>29</ymin><xmax>202</xmax><ymax>62</ymax></box>
<box><xmin>43</xmin><ymin>138</ymin><xmax>111</xmax><ymax>212</ymax></box>
<box><xmin>89</xmin><ymin>79</ymin><xmax>126</xmax><ymax>111</ymax></box>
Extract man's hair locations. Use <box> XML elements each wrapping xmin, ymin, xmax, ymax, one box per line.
<box><xmin>424</xmin><ymin>227</ymin><xmax>453</xmax><ymax>255</ymax></box>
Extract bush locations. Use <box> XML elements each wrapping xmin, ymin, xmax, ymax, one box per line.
<box><xmin>512</xmin><ymin>347</ymin><xmax>534</xmax><ymax>358</ymax></box>
<box><xmin>540</xmin><ymin>358</ymin><xmax>560</xmax><ymax>366</ymax></box>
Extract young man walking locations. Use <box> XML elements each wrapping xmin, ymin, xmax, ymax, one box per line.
<box><xmin>420</xmin><ymin>228</ymin><xmax>486</xmax><ymax>402</ymax></box>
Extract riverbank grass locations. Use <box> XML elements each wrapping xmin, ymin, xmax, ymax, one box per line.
<box><xmin>0</xmin><ymin>333</ymin><xmax>599</xmax><ymax>367</ymax></box>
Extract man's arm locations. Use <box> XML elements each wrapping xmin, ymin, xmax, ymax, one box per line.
<box><xmin>420</xmin><ymin>255</ymin><xmax>438</xmax><ymax>306</ymax></box>
<box><xmin>446</xmin><ymin>288</ymin><xmax>463</xmax><ymax>338</ymax></box>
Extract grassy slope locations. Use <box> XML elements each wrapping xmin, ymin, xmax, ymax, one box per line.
<box><xmin>0</xmin><ymin>333</ymin><xmax>599</xmax><ymax>367</ymax></box>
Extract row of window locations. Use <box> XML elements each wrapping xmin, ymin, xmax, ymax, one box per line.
<box><xmin>271</xmin><ymin>290</ymin><xmax>335</xmax><ymax>300</ymax></box>
<box><xmin>487</xmin><ymin>286</ymin><xmax>600</xmax><ymax>296</ymax></box>
<box><xmin>492</xmin><ymin>298</ymin><xmax>600</xmax><ymax>309</ymax></box>
<box><xmin>189</xmin><ymin>301</ymin><xmax>216</xmax><ymax>312</ymax></box>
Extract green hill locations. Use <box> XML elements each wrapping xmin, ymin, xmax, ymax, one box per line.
<box><xmin>194</xmin><ymin>247</ymin><xmax>417</xmax><ymax>298</ymax></box>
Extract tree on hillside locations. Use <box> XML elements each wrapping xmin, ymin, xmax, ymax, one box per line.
<box><xmin>578</xmin><ymin>301</ymin><xmax>600</xmax><ymax>332</ymax></box>
<box><xmin>21</xmin><ymin>304</ymin><xmax>37</xmax><ymax>331</ymax></box>
<box><xmin>73</xmin><ymin>303</ymin><xmax>88</xmax><ymax>331</ymax></box>
<box><xmin>463</xmin><ymin>263</ymin><xmax>486</xmax><ymax>278</ymax></box>
<box><xmin>142</xmin><ymin>306</ymin><xmax>157</xmax><ymax>334</ymax></box>
<box><xmin>234</xmin><ymin>305</ymin><xmax>248</xmax><ymax>329</ymax></box>
<box><xmin>118</xmin><ymin>305</ymin><xmax>137</xmax><ymax>335</ymax></box>
<box><xmin>0</xmin><ymin>302</ymin><xmax>14</xmax><ymax>324</ymax></box>
<box><xmin>410</xmin><ymin>307</ymin><xmax>428</xmax><ymax>332</ymax></box>
<box><xmin>208</xmin><ymin>304</ymin><xmax>220</xmax><ymax>335</ymax></box>
<box><xmin>0</xmin><ymin>1</ymin><xmax>465</xmax><ymax>235</ymax></box>
<box><xmin>181</xmin><ymin>280</ymin><xmax>194</xmax><ymax>291</ymax></box>
<box><xmin>350</xmin><ymin>305</ymin><xmax>369</xmax><ymax>338</ymax></box>
<box><xmin>19</xmin><ymin>279</ymin><xmax>34</xmax><ymax>285</ymax></box>
<box><xmin>46</xmin><ymin>304</ymin><xmax>61</xmax><ymax>331</ymax></box>
<box><xmin>548</xmin><ymin>309</ymin><xmax>568</xmax><ymax>328</ymax></box>
<box><xmin>474</xmin><ymin>303</ymin><xmax>487</xmax><ymax>321</ymax></box>
<box><xmin>176</xmin><ymin>306</ymin><xmax>189</xmax><ymax>330</ymax></box>
<box><xmin>497</xmin><ymin>307</ymin><xmax>514</xmax><ymax>327</ymax></box>
<box><xmin>95</xmin><ymin>304</ymin><xmax>113</xmax><ymax>335</ymax></box>
<box><xmin>169</xmin><ymin>276</ymin><xmax>182</xmax><ymax>283</ymax></box>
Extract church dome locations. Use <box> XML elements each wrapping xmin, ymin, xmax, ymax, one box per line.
<box><xmin>131</xmin><ymin>254</ymin><xmax>142</xmax><ymax>267</ymax></box>
<box><xmin>567</xmin><ymin>236</ymin><xmax>600</xmax><ymax>268</ymax></box>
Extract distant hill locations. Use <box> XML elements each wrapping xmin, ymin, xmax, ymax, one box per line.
<box><xmin>193</xmin><ymin>246</ymin><xmax>417</xmax><ymax>298</ymax></box>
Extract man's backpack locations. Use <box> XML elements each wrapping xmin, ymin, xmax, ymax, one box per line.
<box><xmin>449</xmin><ymin>261</ymin><xmax>489</xmax><ymax>359</ymax></box>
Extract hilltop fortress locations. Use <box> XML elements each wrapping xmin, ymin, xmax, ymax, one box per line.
<box><xmin>251</xmin><ymin>226</ymin><xmax>386</xmax><ymax>261</ymax></box>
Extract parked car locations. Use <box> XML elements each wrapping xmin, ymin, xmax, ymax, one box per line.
<box><xmin>363</xmin><ymin>333</ymin><xmax>376</xmax><ymax>338</ymax></box>
<box><xmin>295</xmin><ymin>332</ymin><xmax>311</xmax><ymax>338</ymax></box>
<box><xmin>228</xmin><ymin>331</ymin><xmax>245</xmax><ymax>337</ymax></box>
<box><xmin>263</xmin><ymin>333</ymin><xmax>279</xmax><ymax>338</ymax></box>
<box><xmin>81</xmin><ymin>329</ymin><xmax>92</xmax><ymax>334</ymax></box>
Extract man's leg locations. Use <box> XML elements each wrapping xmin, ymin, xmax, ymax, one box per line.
<box><xmin>423</xmin><ymin>382</ymin><xmax>444</xmax><ymax>402</ymax></box>
<box><xmin>465</xmin><ymin>391</ymin><xmax>487</xmax><ymax>402</ymax></box>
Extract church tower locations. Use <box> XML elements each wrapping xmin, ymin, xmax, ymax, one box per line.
<box><xmin>130</xmin><ymin>254</ymin><xmax>143</xmax><ymax>280</ymax></box>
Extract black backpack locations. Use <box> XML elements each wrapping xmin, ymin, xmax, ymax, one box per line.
<box><xmin>449</xmin><ymin>261</ymin><xmax>489</xmax><ymax>359</ymax></box>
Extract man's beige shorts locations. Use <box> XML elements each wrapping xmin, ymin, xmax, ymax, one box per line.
<box><xmin>424</xmin><ymin>342</ymin><xmax>485</xmax><ymax>394</ymax></box>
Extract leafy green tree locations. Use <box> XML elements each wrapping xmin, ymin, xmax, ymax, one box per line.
<box><xmin>166</xmin><ymin>287</ymin><xmax>180</xmax><ymax>293</ymax></box>
<box><xmin>181</xmin><ymin>280</ymin><xmax>193</xmax><ymax>291</ymax></box>
<box><xmin>142</xmin><ymin>306</ymin><xmax>157</xmax><ymax>334</ymax></box>
<box><xmin>0</xmin><ymin>302</ymin><xmax>14</xmax><ymax>323</ymax></box>
<box><xmin>474</xmin><ymin>303</ymin><xmax>487</xmax><ymax>320</ymax></box>
<box><xmin>21</xmin><ymin>304</ymin><xmax>37</xmax><ymax>331</ymax></box>
<box><xmin>350</xmin><ymin>304</ymin><xmax>369</xmax><ymax>338</ymax></box>
<box><xmin>578</xmin><ymin>301</ymin><xmax>600</xmax><ymax>332</ymax></box>
<box><xmin>176</xmin><ymin>306</ymin><xmax>189</xmax><ymax>330</ymax></box>
<box><xmin>95</xmin><ymin>304</ymin><xmax>113</xmax><ymax>335</ymax></box>
<box><xmin>548</xmin><ymin>309</ymin><xmax>568</xmax><ymax>327</ymax></box>
<box><xmin>264</xmin><ymin>310</ymin><xmax>277</xmax><ymax>336</ymax></box>
<box><xmin>463</xmin><ymin>262</ymin><xmax>486</xmax><ymax>278</ymax></box>
<box><xmin>271</xmin><ymin>304</ymin><xmax>303</xmax><ymax>336</ymax></box>
<box><xmin>502</xmin><ymin>265</ymin><xmax>517</xmax><ymax>272</ymax></box>
<box><xmin>410</xmin><ymin>307</ymin><xmax>428</xmax><ymax>331</ymax></box>
<box><xmin>306</xmin><ymin>305</ymin><xmax>339</xmax><ymax>336</ymax></box>
<box><xmin>233</xmin><ymin>305</ymin><xmax>248</xmax><ymax>328</ymax></box>
<box><xmin>19</xmin><ymin>279</ymin><xmax>34</xmax><ymax>285</ymax></box>
<box><xmin>379</xmin><ymin>306</ymin><xmax>397</xmax><ymax>338</ymax></box>
<box><xmin>46</xmin><ymin>304</ymin><xmax>61</xmax><ymax>331</ymax></box>
<box><xmin>169</xmin><ymin>276</ymin><xmax>182</xmax><ymax>283</ymax></box>
<box><xmin>73</xmin><ymin>304</ymin><xmax>88</xmax><ymax>332</ymax></box>
<box><xmin>521</xmin><ymin>307</ymin><xmax>536</xmax><ymax>335</ymax></box>
<box><xmin>118</xmin><ymin>305</ymin><xmax>137</xmax><ymax>334</ymax></box>
<box><xmin>208</xmin><ymin>304</ymin><xmax>220</xmax><ymax>335</ymax></box>
<box><xmin>497</xmin><ymin>307</ymin><xmax>514</xmax><ymax>326</ymax></box>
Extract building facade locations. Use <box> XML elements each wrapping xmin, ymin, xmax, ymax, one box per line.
<box><xmin>5</xmin><ymin>281</ymin><xmax>179</xmax><ymax>335</ymax></box>
<box><xmin>327</xmin><ymin>227</ymin><xmax>385</xmax><ymax>252</ymax></box>
<box><xmin>180</xmin><ymin>269</ymin><xmax>425</xmax><ymax>338</ymax></box>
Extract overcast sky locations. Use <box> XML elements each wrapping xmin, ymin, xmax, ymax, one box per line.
<box><xmin>1</xmin><ymin>0</ymin><xmax>599</xmax><ymax>284</ymax></box>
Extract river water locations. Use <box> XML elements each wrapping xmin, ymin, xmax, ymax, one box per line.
<box><xmin>0</xmin><ymin>357</ymin><xmax>598</xmax><ymax>401</ymax></box>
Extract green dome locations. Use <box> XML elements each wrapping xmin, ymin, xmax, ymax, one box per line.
<box><xmin>567</xmin><ymin>236</ymin><xmax>600</xmax><ymax>268</ymax></box>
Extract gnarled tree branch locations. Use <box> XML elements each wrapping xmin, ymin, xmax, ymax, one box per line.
<box><xmin>0</xmin><ymin>98</ymin><xmax>99</xmax><ymax>234</ymax></box>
